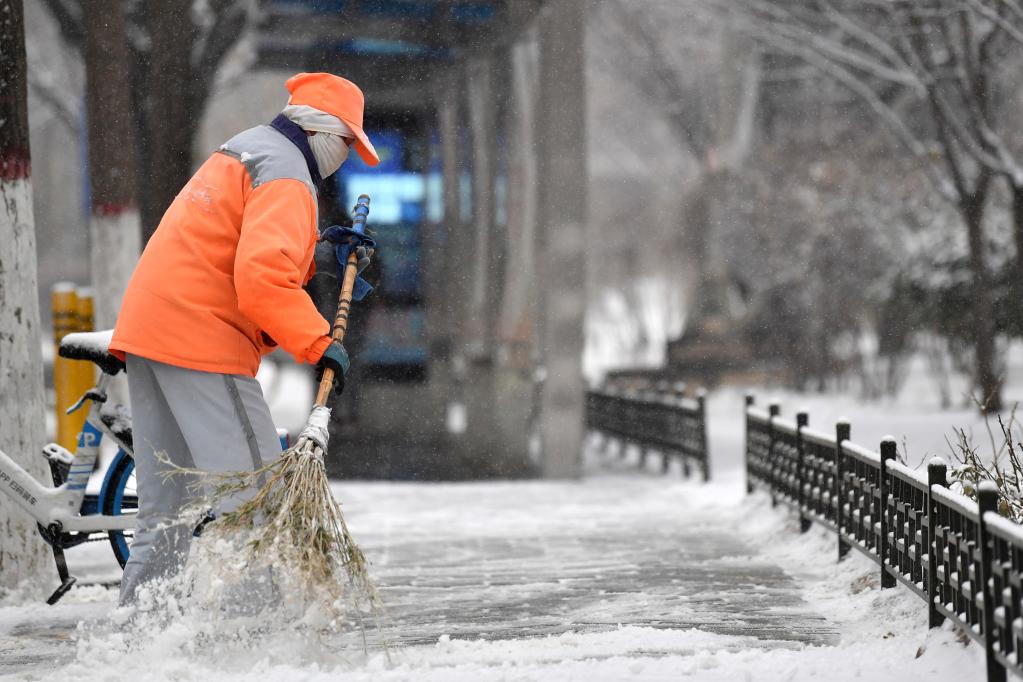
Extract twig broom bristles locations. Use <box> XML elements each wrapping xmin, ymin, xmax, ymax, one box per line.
<box><xmin>186</xmin><ymin>196</ymin><xmax>379</xmax><ymax>620</ymax></box>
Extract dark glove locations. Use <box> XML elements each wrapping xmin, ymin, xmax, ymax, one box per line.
<box><xmin>315</xmin><ymin>341</ymin><xmax>351</xmax><ymax>395</ymax></box>
<box><xmin>318</xmin><ymin>224</ymin><xmax>376</xmax><ymax>301</ymax></box>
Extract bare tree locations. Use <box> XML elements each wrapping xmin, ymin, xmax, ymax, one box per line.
<box><xmin>139</xmin><ymin>0</ymin><xmax>255</xmax><ymax>242</ymax></box>
<box><xmin>0</xmin><ymin>0</ymin><xmax>51</xmax><ymax>590</ymax></box>
<box><xmin>83</xmin><ymin>0</ymin><xmax>141</xmax><ymax>328</ymax></box>
<box><xmin>598</xmin><ymin>0</ymin><xmax>762</xmax><ymax>276</ymax></box>
<box><xmin>724</xmin><ymin>0</ymin><xmax>1020</xmax><ymax>411</ymax></box>
<box><xmin>41</xmin><ymin>0</ymin><xmax>257</xmax><ymax>242</ymax></box>
<box><xmin>591</xmin><ymin>0</ymin><xmax>762</xmax><ymax>374</ymax></box>
<box><xmin>958</xmin><ymin>0</ymin><xmax>1023</xmax><ymax>276</ymax></box>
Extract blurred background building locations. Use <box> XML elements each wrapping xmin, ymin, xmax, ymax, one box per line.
<box><xmin>25</xmin><ymin>0</ymin><xmax>1023</xmax><ymax>478</ymax></box>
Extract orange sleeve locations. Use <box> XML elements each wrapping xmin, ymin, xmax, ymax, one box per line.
<box><xmin>235</xmin><ymin>179</ymin><xmax>332</xmax><ymax>364</ymax></box>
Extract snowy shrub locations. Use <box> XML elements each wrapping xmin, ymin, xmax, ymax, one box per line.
<box><xmin>948</xmin><ymin>405</ymin><xmax>1023</xmax><ymax>523</ymax></box>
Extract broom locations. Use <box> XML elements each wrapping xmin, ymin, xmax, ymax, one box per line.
<box><xmin>192</xmin><ymin>195</ymin><xmax>379</xmax><ymax>616</ymax></box>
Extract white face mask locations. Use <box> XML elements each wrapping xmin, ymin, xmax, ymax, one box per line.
<box><xmin>309</xmin><ymin>132</ymin><xmax>350</xmax><ymax>178</ymax></box>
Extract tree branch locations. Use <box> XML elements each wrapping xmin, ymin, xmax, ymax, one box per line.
<box><xmin>194</xmin><ymin>0</ymin><xmax>252</xmax><ymax>80</ymax></box>
<box><xmin>40</xmin><ymin>0</ymin><xmax>83</xmax><ymax>48</ymax></box>
<box><xmin>27</xmin><ymin>79</ymin><xmax>80</xmax><ymax>134</ymax></box>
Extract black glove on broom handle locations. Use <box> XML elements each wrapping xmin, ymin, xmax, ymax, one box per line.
<box><xmin>315</xmin><ymin>195</ymin><xmax>371</xmax><ymax>407</ymax></box>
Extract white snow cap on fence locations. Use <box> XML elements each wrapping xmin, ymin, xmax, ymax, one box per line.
<box><xmin>928</xmin><ymin>457</ymin><xmax>947</xmax><ymax>468</ymax></box>
<box><xmin>978</xmin><ymin>481</ymin><xmax>999</xmax><ymax>493</ymax></box>
<box><xmin>881</xmin><ymin>435</ymin><xmax>897</xmax><ymax>443</ymax></box>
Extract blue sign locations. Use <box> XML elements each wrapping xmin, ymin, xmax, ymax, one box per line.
<box><xmin>346</xmin><ymin>130</ymin><xmax>403</xmax><ymax>174</ymax></box>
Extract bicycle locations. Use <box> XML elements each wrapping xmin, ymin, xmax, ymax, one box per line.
<box><xmin>0</xmin><ymin>330</ymin><xmax>288</xmax><ymax>605</ymax></box>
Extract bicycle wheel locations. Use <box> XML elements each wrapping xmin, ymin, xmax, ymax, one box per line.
<box><xmin>98</xmin><ymin>448</ymin><xmax>136</xmax><ymax>568</ymax></box>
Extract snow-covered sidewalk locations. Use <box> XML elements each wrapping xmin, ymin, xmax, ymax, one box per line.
<box><xmin>0</xmin><ymin>385</ymin><xmax>994</xmax><ymax>681</ymax></box>
<box><xmin>0</xmin><ymin>461</ymin><xmax>983</xmax><ymax>681</ymax></box>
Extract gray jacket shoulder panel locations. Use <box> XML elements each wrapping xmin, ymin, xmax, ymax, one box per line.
<box><xmin>217</xmin><ymin>125</ymin><xmax>316</xmax><ymax>195</ymax></box>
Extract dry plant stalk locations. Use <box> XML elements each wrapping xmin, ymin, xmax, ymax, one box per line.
<box><xmin>947</xmin><ymin>402</ymin><xmax>1023</xmax><ymax>523</ymax></box>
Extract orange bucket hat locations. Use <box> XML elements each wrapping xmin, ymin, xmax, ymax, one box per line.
<box><xmin>285</xmin><ymin>72</ymin><xmax>380</xmax><ymax>167</ymax></box>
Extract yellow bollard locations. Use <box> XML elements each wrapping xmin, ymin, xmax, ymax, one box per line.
<box><xmin>72</xmin><ymin>286</ymin><xmax>95</xmax><ymax>437</ymax></box>
<box><xmin>52</xmin><ymin>283</ymin><xmax>80</xmax><ymax>450</ymax></box>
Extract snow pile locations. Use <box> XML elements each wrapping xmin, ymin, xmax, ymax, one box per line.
<box><xmin>736</xmin><ymin>493</ymin><xmax>985</xmax><ymax>681</ymax></box>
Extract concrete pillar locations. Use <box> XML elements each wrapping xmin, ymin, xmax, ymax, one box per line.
<box><xmin>466</xmin><ymin>55</ymin><xmax>498</xmax><ymax>360</ymax></box>
<box><xmin>500</xmin><ymin>36</ymin><xmax>540</xmax><ymax>366</ymax></box>
<box><xmin>435</xmin><ymin>74</ymin><xmax>462</xmax><ymax>364</ymax></box>
<box><xmin>535</xmin><ymin>0</ymin><xmax>588</xmax><ymax>478</ymax></box>
<box><xmin>436</xmin><ymin>72</ymin><xmax>469</xmax><ymax>439</ymax></box>
<box><xmin>464</xmin><ymin>54</ymin><xmax>527</xmax><ymax>469</ymax></box>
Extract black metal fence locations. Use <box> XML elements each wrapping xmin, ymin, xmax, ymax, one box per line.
<box><xmin>585</xmin><ymin>383</ymin><xmax>710</xmax><ymax>480</ymax></box>
<box><xmin>745</xmin><ymin>395</ymin><xmax>1018</xmax><ymax>682</ymax></box>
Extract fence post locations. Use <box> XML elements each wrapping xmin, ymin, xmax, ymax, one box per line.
<box><xmin>879</xmin><ymin>439</ymin><xmax>897</xmax><ymax>589</ymax></box>
<box><xmin>673</xmin><ymin>382</ymin><xmax>687</xmax><ymax>400</ymax></box>
<box><xmin>836</xmin><ymin>421</ymin><xmax>851</xmax><ymax>561</ymax></box>
<box><xmin>637</xmin><ymin>390</ymin><xmax>649</xmax><ymax>470</ymax></box>
<box><xmin>927</xmin><ymin>458</ymin><xmax>947</xmax><ymax>629</ymax></box>
<box><xmin>621</xmin><ymin>390</ymin><xmax>634</xmax><ymax>460</ymax></box>
<box><xmin>797</xmin><ymin>412</ymin><xmax>811</xmax><ymax>532</ymax></box>
<box><xmin>698</xmin><ymin>391</ymin><xmax>710</xmax><ymax>482</ymax></box>
<box><xmin>617</xmin><ymin>393</ymin><xmax>626</xmax><ymax>459</ymax></box>
<box><xmin>745</xmin><ymin>395</ymin><xmax>755</xmax><ymax>494</ymax></box>
<box><xmin>663</xmin><ymin>391</ymin><xmax>675</xmax><ymax>476</ymax></box>
<box><xmin>977</xmin><ymin>482</ymin><xmax>1007</xmax><ymax>682</ymax></box>
<box><xmin>768</xmin><ymin>403</ymin><xmax>780</xmax><ymax>507</ymax></box>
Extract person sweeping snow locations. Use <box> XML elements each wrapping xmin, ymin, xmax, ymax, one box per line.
<box><xmin>109</xmin><ymin>73</ymin><xmax>380</xmax><ymax>605</ymax></box>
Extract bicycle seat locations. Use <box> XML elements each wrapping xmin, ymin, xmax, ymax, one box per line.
<box><xmin>58</xmin><ymin>330</ymin><xmax>126</xmax><ymax>375</ymax></box>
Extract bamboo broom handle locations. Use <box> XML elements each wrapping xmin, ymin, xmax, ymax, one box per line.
<box><xmin>314</xmin><ymin>250</ymin><xmax>360</xmax><ymax>407</ymax></box>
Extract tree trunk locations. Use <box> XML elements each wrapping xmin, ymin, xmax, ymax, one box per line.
<box><xmin>83</xmin><ymin>0</ymin><xmax>140</xmax><ymax>328</ymax></box>
<box><xmin>142</xmin><ymin>0</ymin><xmax>203</xmax><ymax>243</ymax></box>
<box><xmin>1012</xmin><ymin>183</ymin><xmax>1023</xmax><ymax>289</ymax></box>
<box><xmin>963</xmin><ymin>186</ymin><xmax>1002</xmax><ymax>412</ymax></box>
<box><xmin>0</xmin><ymin>0</ymin><xmax>51</xmax><ymax>591</ymax></box>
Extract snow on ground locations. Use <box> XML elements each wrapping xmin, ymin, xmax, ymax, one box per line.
<box><xmin>0</xmin><ymin>379</ymin><xmax>996</xmax><ymax>681</ymax></box>
<box><xmin>0</xmin><ymin>470</ymin><xmax>983</xmax><ymax>681</ymax></box>
<box><xmin>737</xmin><ymin>493</ymin><xmax>985</xmax><ymax>682</ymax></box>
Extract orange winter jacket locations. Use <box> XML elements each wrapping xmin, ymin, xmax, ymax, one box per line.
<box><xmin>110</xmin><ymin>120</ymin><xmax>332</xmax><ymax>376</ymax></box>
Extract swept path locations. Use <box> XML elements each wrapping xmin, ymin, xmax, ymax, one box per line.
<box><xmin>346</xmin><ymin>469</ymin><xmax>836</xmax><ymax>649</ymax></box>
<box><xmin>1</xmin><ymin>459</ymin><xmax>836</xmax><ymax>680</ymax></box>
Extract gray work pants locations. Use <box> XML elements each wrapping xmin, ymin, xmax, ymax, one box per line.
<box><xmin>120</xmin><ymin>355</ymin><xmax>283</xmax><ymax>605</ymax></box>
